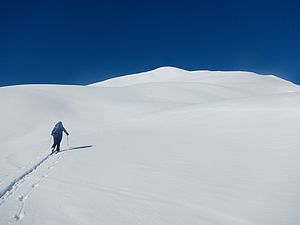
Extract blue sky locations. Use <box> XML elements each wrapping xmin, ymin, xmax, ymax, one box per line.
<box><xmin>1</xmin><ymin>0</ymin><xmax>300</xmax><ymax>86</ymax></box>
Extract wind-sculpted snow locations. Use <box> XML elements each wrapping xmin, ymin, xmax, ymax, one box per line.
<box><xmin>0</xmin><ymin>67</ymin><xmax>300</xmax><ymax>225</ymax></box>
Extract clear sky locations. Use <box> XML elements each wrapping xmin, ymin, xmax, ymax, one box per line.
<box><xmin>1</xmin><ymin>0</ymin><xmax>300</xmax><ymax>86</ymax></box>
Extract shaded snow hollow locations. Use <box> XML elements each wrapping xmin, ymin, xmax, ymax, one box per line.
<box><xmin>0</xmin><ymin>67</ymin><xmax>300</xmax><ymax>225</ymax></box>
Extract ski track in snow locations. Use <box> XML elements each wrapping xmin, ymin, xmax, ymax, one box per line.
<box><xmin>0</xmin><ymin>151</ymin><xmax>65</xmax><ymax>222</ymax></box>
<box><xmin>14</xmin><ymin>157</ymin><xmax>62</xmax><ymax>222</ymax></box>
<box><xmin>0</xmin><ymin>154</ymin><xmax>46</xmax><ymax>189</ymax></box>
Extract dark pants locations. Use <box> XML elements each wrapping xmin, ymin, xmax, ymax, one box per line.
<box><xmin>52</xmin><ymin>133</ymin><xmax>62</xmax><ymax>151</ymax></box>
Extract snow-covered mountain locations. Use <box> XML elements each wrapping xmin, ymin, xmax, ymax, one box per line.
<box><xmin>1</xmin><ymin>67</ymin><xmax>300</xmax><ymax>225</ymax></box>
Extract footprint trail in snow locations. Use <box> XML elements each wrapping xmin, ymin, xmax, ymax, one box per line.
<box><xmin>0</xmin><ymin>151</ymin><xmax>64</xmax><ymax>223</ymax></box>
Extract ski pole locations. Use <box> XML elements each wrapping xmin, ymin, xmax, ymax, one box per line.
<box><xmin>49</xmin><ymin>135</ymin><xmax>52</xmax><ymax>146</ymax></box>
<box><xmin>49</xmin><ymin>135</ymin><xmax>53</xmax><ymax>153</ymax></box>
<box><xmin>67</xmin><ymin>135</ymin><xmax>70</xmax><ymax>148</ymax></box>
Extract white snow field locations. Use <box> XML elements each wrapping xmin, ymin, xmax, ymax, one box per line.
<box><xmin>1</xmin><ymin>66</ymin><xmax>300</xmax><ymax>225</ymax></box>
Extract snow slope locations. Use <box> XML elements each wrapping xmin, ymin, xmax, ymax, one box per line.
<box><xmin>1</xmin><ymin>67</ymin><xmax>300</xmax><ymax>225</ymax></box>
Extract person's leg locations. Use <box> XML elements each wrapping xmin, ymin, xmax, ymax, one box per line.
<box><xmin>52</xmin><ymin>135</ymin><xmax>58</xmax><ymax>151</ymax></box>
<box><xmin>56</xmin><ymin>134</ymin><xmax>63</xmax><ymax>151</ymax></box>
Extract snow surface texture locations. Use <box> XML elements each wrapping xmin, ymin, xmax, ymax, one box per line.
<box><xmin>1</xmin><ymin>67</ymin><xmax>300</xmax><ymax>225</ymax></box>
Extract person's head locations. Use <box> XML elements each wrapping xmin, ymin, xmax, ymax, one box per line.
<box><xmin>56</xmin><ymin>121</ymin><xmax>63</xmax><ymax>126</ymax></box>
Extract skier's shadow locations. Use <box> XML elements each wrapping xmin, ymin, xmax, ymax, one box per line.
<box><xmin>60</xmin><ymin>145</ymin><xmax>93</xmax><ymax>152</ymax></box>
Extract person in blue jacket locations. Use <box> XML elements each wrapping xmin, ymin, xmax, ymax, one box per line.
<box><xmin>51</xmin><ymin>121</ymin><xmax>69</xmax><ymax>152</ymax></box>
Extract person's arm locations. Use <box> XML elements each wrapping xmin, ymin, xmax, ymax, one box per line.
<box><xmin>63</xmin><ymin>127</ymin><xmax>69</xmax><ymax>136</ymax></box>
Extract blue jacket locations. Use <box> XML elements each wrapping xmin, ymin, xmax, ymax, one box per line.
<box><xmin>51</xmin><ymin>121</ymin><xmax>69</xmax><ymax>136</ymax></box>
